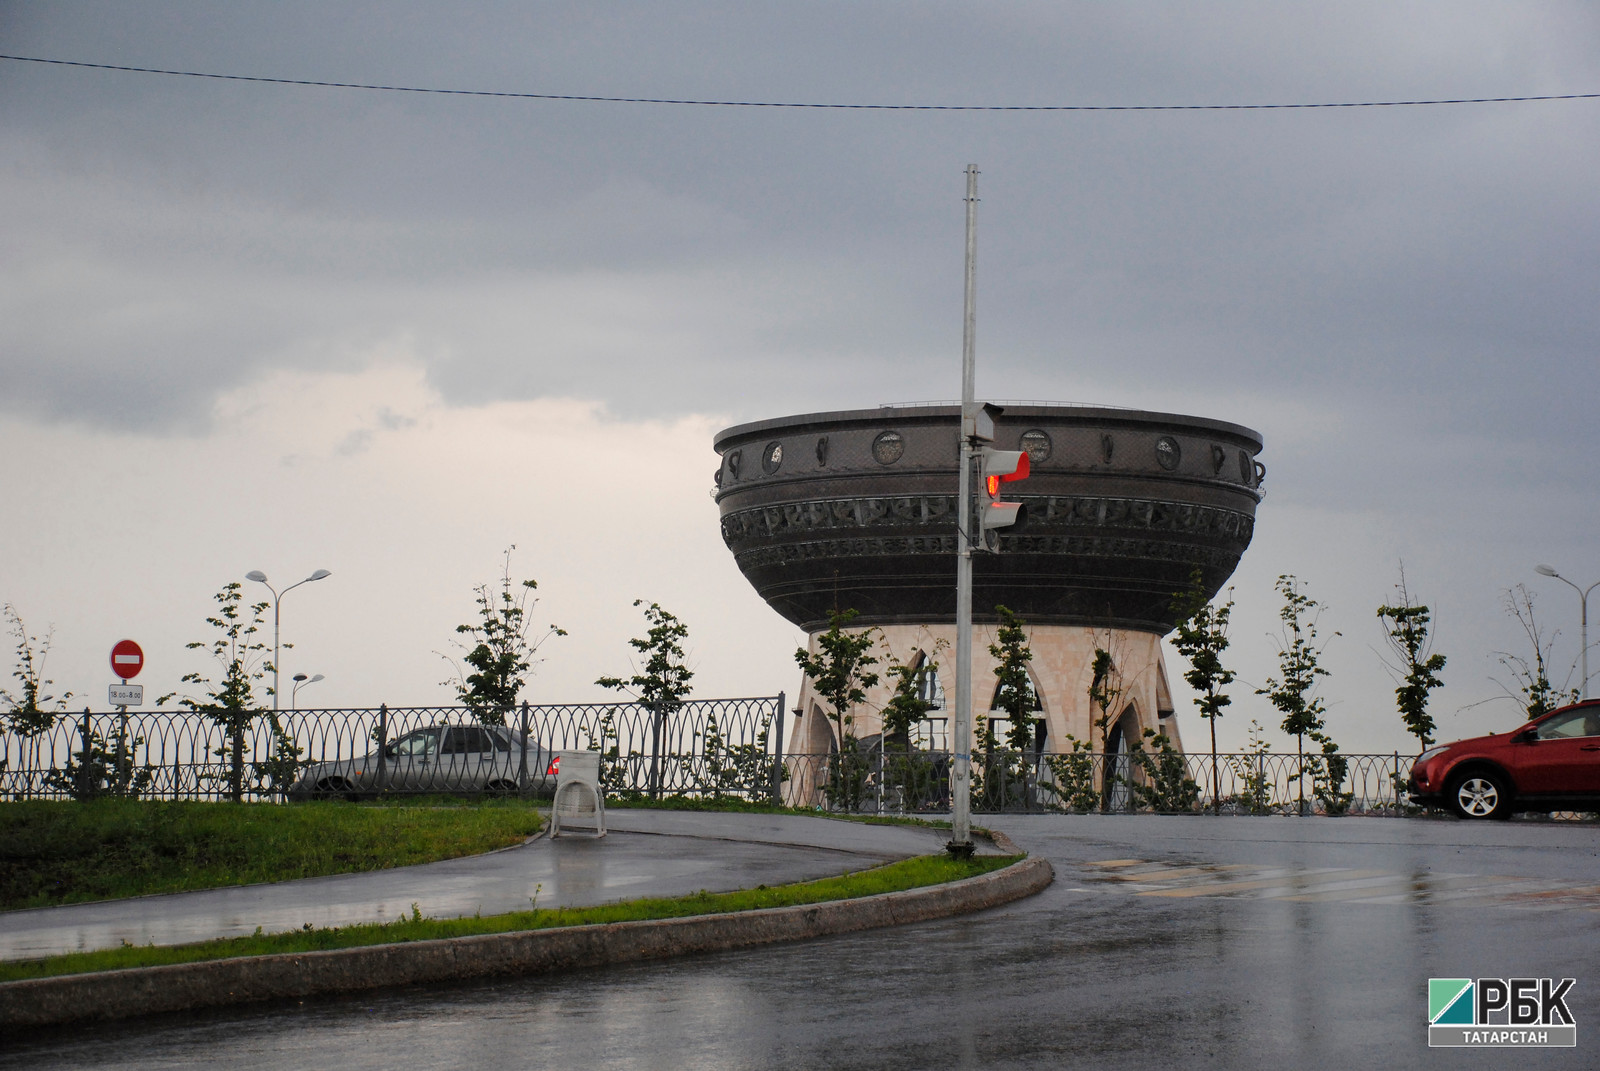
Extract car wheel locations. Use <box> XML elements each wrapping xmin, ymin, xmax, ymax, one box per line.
<box><xmin>314</xmin><ymin>777</ymin><xmax>359</xmax><ymax>803</ymax></box>
<box><xmin>483</xmin><ymin>779</ymin><xmax>519</xmax><ymax>798</ymax></box>
<box><xmin>1448</xmin><ymin>770</ymin><xmax>1510</xmax><ymax>820</ymax></box>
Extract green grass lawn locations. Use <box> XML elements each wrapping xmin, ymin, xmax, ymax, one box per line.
<box><xmin>0</xmin><ymin>799</ymin><xmax>543</xmax><ymax>910</ymax></box>
<box><xmin>0</xmin><ymin>852</ymin><xmax>1019</xmax><ymax>982</ymax></box>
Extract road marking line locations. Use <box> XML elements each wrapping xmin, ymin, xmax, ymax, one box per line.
<box><xmin>1091</xmin><ymin>857</ymin><xmax>1600</xmax><ymax>910</ymax></box>
<box><xmin>1344</xmin><ymin>879</ymin><xmax>1575</xmax><ymax>906</ymax></box>
<box><xmin>1276</xmin><ymin>875</ymin><xmax>1425</xmax><ymax>901</ymax></box>
<box><xmin>1099</xmin><ymin>866</ymin><xmax>1232</xmax><ymax>883</ymax></box>
<box><xmin>1136</xmin><ymin>868</ymin><xmax>1355</xmax><ymax>898</ymax></box>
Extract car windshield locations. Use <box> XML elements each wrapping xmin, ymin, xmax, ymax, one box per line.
<box><xmin>1536</xmin><ymin>709</ymin><xmax>1600</xmax><ymax>739</ymax></box>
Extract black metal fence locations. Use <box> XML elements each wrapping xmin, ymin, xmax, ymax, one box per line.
<box><xmin>0</xmin><ymin>697</ymin><xmax>787</xmax><ymax>803</ymax></box>
<box><xmin>781</xmin><ymin>746</ymin><xmax>1418</xmax><ymax>815</ymax></box>
<box><xmin>1</xmin><ymin>701</ymin><xmax>1442</xmax><ymax>814</ymax></box>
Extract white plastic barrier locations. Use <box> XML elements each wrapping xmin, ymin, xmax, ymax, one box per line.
<box><xmin>549</xmin><ymin>749</ymin><xmax>605</xmax><ymax>838</ymax></box>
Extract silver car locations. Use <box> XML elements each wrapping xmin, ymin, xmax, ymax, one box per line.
<box><xmin>288</xmin><ymin>723</ymin><xmax>555</xmax><ymax>800</ymax></box>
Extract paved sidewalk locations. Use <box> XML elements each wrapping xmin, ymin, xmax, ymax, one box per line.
<box><xmin>0</xmin><ymin>811</ymin><xmax>949</xmax><ymax>962</ymax></box>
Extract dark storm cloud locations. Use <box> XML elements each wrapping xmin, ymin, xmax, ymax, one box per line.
<box><xmin>5</xmin><ymin>0</ymin><xmax>1598</xmax><ymax>435</ymax></box>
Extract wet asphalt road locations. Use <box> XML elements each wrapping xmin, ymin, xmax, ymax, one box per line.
<box><xmin>5</xmin><ymin>814</ymin><xmax>1599</xmax><ymax>1070</ymax></box>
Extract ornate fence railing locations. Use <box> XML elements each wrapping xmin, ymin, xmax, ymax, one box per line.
<box><xmin>0</xmin><ymin>697</ymin><xmax>788</xmax><ymax>803</ymax></box>
<box><xmin>780</xmin><ymin>746</ymin><xmax>1418</xmax><ymax>815</ymax></box>
<box><xmin>1</xmin><ymin>703</ymin><xmax>1435</xmax><ymax>814</ymax></box>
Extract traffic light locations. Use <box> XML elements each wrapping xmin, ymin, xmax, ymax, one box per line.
<box><xmin>978</xmin><ymin>447</ymin><xmax>1030</xmax><ymax>547</ymax></box>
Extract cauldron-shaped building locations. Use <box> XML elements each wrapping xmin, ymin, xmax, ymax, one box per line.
<box><xmin>713</xmin><ymin>403</ymin><xmax>1264</xmax><ymax>780</ymax></box>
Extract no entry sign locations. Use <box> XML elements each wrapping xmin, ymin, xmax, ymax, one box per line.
<box><xmin>110</xmin><ymin>639</ymin><xmax>144</xmax><ymax>681</ymax></box>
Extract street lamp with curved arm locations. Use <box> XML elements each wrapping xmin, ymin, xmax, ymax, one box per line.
<box><xmin>246</xmin><ymin>569</ymin><xmax>332</xmax><ymax>710</ymax></box>
<box><xmin>291</xmin><ymin>673</ymin><xmax>325</xmax><ymax>711</ymax></box>
<box><xmin>1535</xmin><ymin>564</ymin><xmax>1599</xmax><ymax>701</ymax></box>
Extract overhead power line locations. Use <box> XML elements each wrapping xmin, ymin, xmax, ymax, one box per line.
<box><xmin>2</xmin><ymin>53</ymin><xmax>1597</xmax><ymax>112</ymax></box>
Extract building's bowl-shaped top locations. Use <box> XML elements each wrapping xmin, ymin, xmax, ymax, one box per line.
<box><xmin>713</xmin><ymin>403</ymin><xmax>1263</xmax><ymax>634</ymax></box>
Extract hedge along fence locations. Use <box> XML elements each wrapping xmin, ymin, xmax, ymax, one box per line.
<box><xmin>0</xmin><ymin>697</ymin><xmax>788</xmax><ymax>803</ymax></box>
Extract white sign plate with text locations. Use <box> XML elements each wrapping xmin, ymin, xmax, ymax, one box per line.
<box><xmin>108</xmin><ymin>684</ymin><xmax>144</xmax><ymax>706</ymax></box>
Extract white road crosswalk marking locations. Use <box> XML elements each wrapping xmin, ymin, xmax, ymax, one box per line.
<box><xmin>1082</xmin><ymin>858</ymin><xmax>1600</xmax><ymax>909</ymax></box>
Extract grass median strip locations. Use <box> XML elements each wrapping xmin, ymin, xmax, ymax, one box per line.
<box><xmin>0</xmin><ymin>799</ymin><xmax>544</xmax><ymax>910</ymax></box>
<box><xmin>0</xmin><ymin>853</ymin><xmax>1019</xmax><ymax>983</ymax></box>
<box><xmin>606</xmin><ymin>797</ymin><xmax>987</xmax><ymax>834</ymax></box>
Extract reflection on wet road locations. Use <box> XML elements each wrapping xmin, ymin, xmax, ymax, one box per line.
<box><xmin>1082</xmin><ymin>857</ymin><xmax>1600</xmax><ymax>908</ymax></box>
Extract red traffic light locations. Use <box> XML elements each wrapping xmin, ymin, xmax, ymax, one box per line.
<box><xmin>981</xmin><ymin>449</ymin><xmax>1029</xmax><ymax>496</ymax></box>
<box><xmin>977</xmin><ymin>448</ymin><xmax>1030</xmax><ymax>534</ymax></box>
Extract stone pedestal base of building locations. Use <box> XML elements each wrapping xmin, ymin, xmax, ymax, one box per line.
<box><xmin>786</xmin><ymin>623</ymin><xmax>1180</xmax><ymax>808</ymax></box>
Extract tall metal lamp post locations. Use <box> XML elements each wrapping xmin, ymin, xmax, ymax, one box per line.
<box><xmin>949</xmin><ymin>163</ymin><xmax>981</xmax><ymax>859</ymax></box>
<box><xmin>1534</xmin><ymin>564</ymin><xmax>1598</xmax><ymax>701</ymax></box>
<box><xmin>291</xmin><ymin>673</ymin><xmax>324</xmax><ymax>711</ymax></box>
<box><xmin>245</xmin><ymin>569</ymin><xmax>332</xmax><ymax>710</ymax></box>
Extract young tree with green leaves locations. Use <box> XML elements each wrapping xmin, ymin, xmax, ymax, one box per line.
<box><xmin>161</xmin><ymin>582</ymin><xmax>272</xmax><ymax>802</ymax></box>
<box><xmin>444</xmin><ymin>546</ymin><xmax>566</xmax><ymax>725</ymax></box>
<box><xmin>1227</xmin><ymin>718</ymin><xmax>1276</xmax><ymax>815</ymax></box>
<box><xmin>878</xmin><ymin>655</ymin><xmax>931</xmax><ymax>809</ymax></box>
<box><xmin>1086</xmin><ymin>636</ymin><xmax>1127</xmax><ymax>812</ymax></box>
<box><xmin>1126</xmin><ymin>727</ymin><xmax>1200</xmax><ymax>813</ymax></box>
<box><xmin>879</xmin><ymin>656</ymin><xmax>933</xmax><ymax>750</ymax></box>
<box><xmin>597</xmin><ymin>600</ymin><xmax>694</xmax><ymax>798</ymax></box>
<box><xmin>3</xmin><ymin>604</ymin><xmax>74</xmax><ymax>799</ymax></box>
<box><xmin>1492</xmin><ymin>585</ymin><xmax>1578</xmax><ymax>719</ymax></box>
<box><xmin>1377</xmin><ymin>571</ymin><xmax>1448</xmax><ymax>750</ymax></box>
<box><xmin>1257</xmin><ymin>574</ymin><xmax>1337</xmax><ymax>816</ymax></box>
<box><xmin>982</xmin><ymin>606</ymin><xmax>1040</xmax><ymax>809</ymax></box>
<box><xmin>1087</xmin><ymin>648</ymin><xmax>1120</xmax><ymax>754</ymax></box>
<box><xmin>1040</xmin><ymin>735</ymin><xmax>1100</xmax><ymax>813</ymax></box>
<box><xmin>795</xmin><ymin>609</ymin><xmax>881</xmax><ymax>743</ymax></box>
<box><xmin>43</xmin><ymin>723</ymin><xmax>154</xmax><ymax>801</ymax></box>
<box><xmin>1169</xmin><ymin>568</ymin><xmax>1236</xmax><ymax>815</ymax></box>
<box><xmin>1307</xmin><ymin>726</ymin><xmax>1354</xmax><ymax>816</ymax></box>
<box><xmin>795</xmin><ymin>608</ymin><xmax>880</xmax><ymax>810</ymax></box>
<box><xmin>989</xmin><ymin>606</ymin><xmax>1038</xmax><ymax>756</ymax></box>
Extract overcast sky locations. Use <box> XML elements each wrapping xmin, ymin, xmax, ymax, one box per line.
<box><xmin>3</xmin><ymin>1</ymin><xmax>1597</xmax><ymax>753</ymax></box>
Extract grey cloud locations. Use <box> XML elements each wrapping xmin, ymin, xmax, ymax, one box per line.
<box><xmin>1</xmin><ymin>10</ymin><xmax>1595</xmax><ymax>468</ymax></box>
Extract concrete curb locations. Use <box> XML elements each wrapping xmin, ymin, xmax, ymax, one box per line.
<box><xmin>0</xmin><ymin>855</ymin><xmax>1052</xmax><ymax>1030</ymax></box>
<box><xmin>986</xmin><ymin>829</ymin><xmax>1023</xmax><ymax>855</ymax></box>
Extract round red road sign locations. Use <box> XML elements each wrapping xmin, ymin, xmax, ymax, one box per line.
<box><xmin>110</xmin><ymin>639</ymin><xmax>144</xmax><ymax>681</ymax></box>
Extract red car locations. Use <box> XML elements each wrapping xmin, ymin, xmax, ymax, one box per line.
<box><xmin>1409</xmin><ymin>699</ymin><xmax>1600</xmax><ymax>819</ymax></box>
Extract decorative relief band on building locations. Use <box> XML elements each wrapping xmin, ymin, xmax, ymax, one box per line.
<box><xmin>997</xmin><ymin>536</ymin><xmax>1243</xmax><ymax>566</ymax></box>
<box><xmin>732</xmin><ymin>533</ymin><xmax>1243</xmax><ymax>571</ymax></box>
<box><xmin>720</xmin><ymin>494</ymin><xmax>1254</xmax><ymax>546</ymax></box>
<box><xmin>734</xmin><ymin>535</ymin><xmax>962</xmax><ymax>568</ymax></box>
